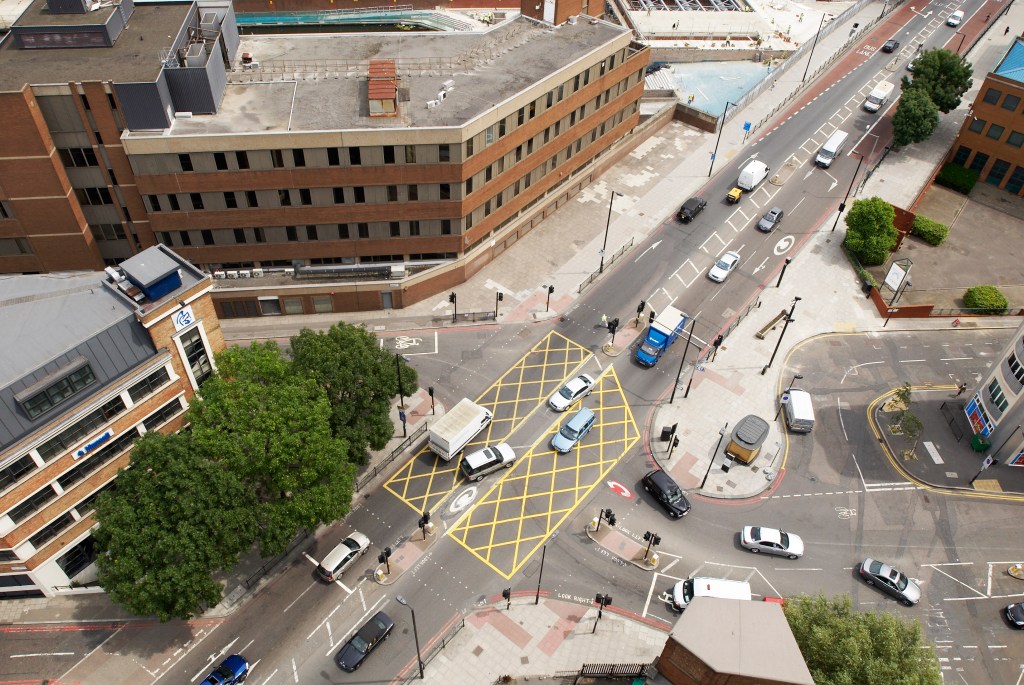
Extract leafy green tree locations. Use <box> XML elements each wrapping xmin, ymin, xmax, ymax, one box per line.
<box><xmin>94</xmin><ymin>432</ymin><xmax>256</xmax><ymax>621</ymax></box>
<box><xmin>291</xmin><ymin>322</ymin><xmax>418</xmax><ymax>456</ymax></box>
<box><xmin>903</xmin><ymin>48</ymin><xmax>973</xmax><ymax>113</ymax></box>
<box><xmin>892</xmin><ymin>86</ymin><xmax>940</xmax><ymax>147</ymax></box>
<box><xmin>190</xmin><ymin>344</ymin><xmax>356</xmax><ymax>556</ymax></box>
<box><xmin>785</xmin><ymin>594</ymin><xmax>941</xmax><ymax>685</ymax></box>
<box><xmin>843</xmin><ymin>197</ymin><xmax>898</xmax><ymax>266</ymax></box>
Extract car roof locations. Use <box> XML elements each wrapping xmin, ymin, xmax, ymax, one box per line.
<box><xmin>359</xmin><ymin>611</ymin><xmax>394</xmax><ymax>638</ymax></box>
<box><xmin>646</xmin><ymin>469</ymin><xmax>677</xmax><ymax>490</ymax></box>
<box><xmin>752</xmin><ymin>526</ymin><xmax>782</xmax><ymax>543</ymax></box>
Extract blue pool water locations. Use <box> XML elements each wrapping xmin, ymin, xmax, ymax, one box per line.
<box><xmin>666</xmin><ymin>61</ymin><xmax>771</xmax><ymax>117</ymax></box>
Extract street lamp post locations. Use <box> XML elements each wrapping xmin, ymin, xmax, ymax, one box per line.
<box><xmin>831</xmin><ymin>153</ymin><xmax>864</xmax><ymax>232</ymax></box>
<box><xmin>395</xmin><ymin>353</ymin><xmax>406</xmax><ymax>409</ymax></box>
<box><xmin>774</xmin><ymin>374</ymin><xmax>804</xmax><ymax>420</ymax></box>
<box><xmin>670</xmin><ymin>316</ymin><xmax>697</xmax><ymax>404</ymax></box>
<box><xmin>955</xmin><ymin>30</ymin><xmax>967</xmax><ymax>55</ymax></box>
<box><xmin>762</xmin><ymin>297</ymin><xmax>801</xmax><ymax>375</ymax></box>
<box><xmin>802</xmin><ymin>13</ymin><xmax>828</xmax><ymax>83</ymax></box>
<box><xmin>775</xmin><ymin>257</ymin><xmax>793</xmax><ymax>288</ymax></box>
<box><xmin>395</xmin><ymin>595</ymin><xmax>423</xmax><ymax>679</ymax></box>
<box><xmin>879</xmin><ymin>0</ymin><xmax>891</xmax><ymax>19</ymax></box>
<box><xmin>700</xmin><ymin>422</ymin><xmax>730</xmax><ymax>489</ymax></box>
<box><xmin>599</xmin><ymin>191</ymin><xmax>623</xmax><ymax>274</ymax></box>
<box><xmin>708</xmin><ymin>101</ymin><xmax>736</xmax><ymax>177</ymax></box>
<box><xmin>449</xmin><ymin>292</ymin><xmax>457</xmax><ymax>323</ymax></box>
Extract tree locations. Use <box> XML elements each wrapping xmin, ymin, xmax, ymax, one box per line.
<box><xmin>892</xmin><ymin>86</ymin><xmax>940</xmax><ymax>147</ymax></box>
<box><xmin>93</xmin><ymin>432</ymin><xmax>257</xmax><ymax>621</ymax></box>
<box><xmin>190</xmin><ymin>344</ymin><xmax>356</xmax><ymax>556</ymax></box>
<box><xmin>890</xmin><ymin>383</ymin><xmax>923</xmax><ymax>456</ymax></box>
<box><xmin>843</xmin><ymin>197</ymin><xmax>898</xmax><ymax>266</ymax></box>
<box><xmin>902</xmin><ymin>48</ymin><xmax>973</xmax><ymax>113</ymax></box>
<box><xmin>291</xmin><ymin>322</ymin><xmax>418</xmax><ymax>456</ymax></box>
<box><xmin>785</xmin><ymin>594</ymin><xmax>941</xmax><ymax>685</ymax></box>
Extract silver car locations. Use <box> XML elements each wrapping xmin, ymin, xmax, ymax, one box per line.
<box><xmin>707</xmin><ymin>251</ymin><xmax>741</xmax><ymax>283</ymax></box>
<box><xmin>740</xmin><ymin>526</ymin><xmax>804</xmax><ymax>559</ymax></box>
<box><xmin>756</xmin><ymin>206</ymin><xmax>784</xmax><ymax>232</ymax></box>
<box><xmin>549</xmin><ymin>373</ymin><xmax>596</xmax><ymax>411</ymax></box>
<box><xmin>859</xmin><ymin>557</ymin><xmax>921</xmax><ymax>606</ymax></box>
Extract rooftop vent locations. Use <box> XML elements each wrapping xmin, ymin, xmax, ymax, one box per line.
<box><xmin>367</xmin><ymin>59</ymin><xmax>398</xmax><ymax>118</ymax></box>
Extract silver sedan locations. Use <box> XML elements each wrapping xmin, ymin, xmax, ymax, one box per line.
<box><xmin>740</xmin><ymin>526</ymin><xmax>804</xmax><ymax>559</ymax></box>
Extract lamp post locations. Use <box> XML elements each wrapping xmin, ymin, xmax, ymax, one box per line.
<box><xmin>708</xmin><ymin>101</ymin><xmax>736</xmax><ymax>177</ymax></box>
<box><xmin>762</xmin><ymin>297</ymin><xmax>801</xmax><ymax>375</ymax></box>
<box><xmin>449</xmin><ymin>292</ymin><xmax>457</xmax><ymax>323</ymax></box>
<box><xmin>700</xmin><ymin>422</ymin><xmax>729</xmax><ymax>489</ymax></box>
<box><xmin>775</xmin><ymin>257</ymin><xmax>793</xmax><ymax>288</ymax></box>
<box><xmin>802</xmin><ymin>13</ymin><xmax>828</xmax><ymax>83</ymax></box>
<box><xmin>670</xmin><ymin>316</ymin><xmax>698</xmax><ymax>403</ymax></box>
<box><xmin>831</xmin><ymin>153</ymin><xmax>864</xmax><ymax>232</ymax></box>
<box><xmin>395</xmin><ymin>595</ymin><xmax>423</xmax><ymax>679</ymax></box>
<box><xmin>864</xmin><ymin>125</ymin><xmax>880</xmax><ymax>164</ymax></box>
<box><xmin>395</xmin><ymin>353</ymin><xmax>406</xmax><ymax>409</ymax></box>
<box><xmin>879</xmin><ymin>0</ymin><xmax>891</xmax><ymax>19</ymax></box>
<box><xmin>599</xmin><ymin>191</ymin><xmax>623</xmax><ymax>274</ymax></box>
<box><xmin>955</xmin><ymin>30</ymin><xmax>966</xmax><ymax>55</ymax></box>
<box><xmin>774</xmin><ymin>374</ymin><xmax>804</xmax><ymax>420</ymax></box>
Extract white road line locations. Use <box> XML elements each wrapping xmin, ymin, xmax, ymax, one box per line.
<box><xmin>11</xmin><ymin>652</ymin><xmax>75</xmax><ymax>658</ymax></box>
<box><xmin>284</xmin><ymin>580</ymin><xmax>318</xmax><ymax>613</ymax></box>
<box><xmin>191</xmin><ymin>637</ymin><xmax>240</xmax><ymax>683</ymax></box>
<box><xmin>292</xmin><ymin>657</ymin><xmax>298</xmax><ymax>683</ymax></box>
<box><xmin>257</xmin><ymin>669</ymin><xmax>279</xmax><ymax>685</ymax></box>
<box><xmin>335</xmin><ymin>579</ymin><xmax>354</xmax><ymax>594</ymax></box>
<box><xmin>322</xmin><ymin>597</ymin><xmax>389</xmax><ymax>657</ymax></box>
<box><xmin>925</xmin><ymin>565</ymin><xmax>988</xmax><ymax>598</ymax></box>
<box><xmin>850</xmin><ymin>452</ymin><xmax>867</xmax><ymax>489</ymax></box>
<box><xmin>898</xmin><ymin>358</ymin><xmax>927</xmax><ymax>363</ymax></box>
<box><xmin>838</xmin><ymin>396</ymin><xmax>849</xmax><ymax>441</ymax></box>
<box><xmin>940</xmin><ymin>357</ymin><xmax>973</xmax><ymax>361</ymax></box>
<box><xmin>772</xmin><ymin>568</ymin><xmax>824</xmax><ymax>571</ymax></box>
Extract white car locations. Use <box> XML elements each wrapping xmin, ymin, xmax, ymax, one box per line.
<box><xmin>549</xmin><ymin>373</ymin><xmax>596</xmax><ymax>411</ymax></box>
<box><xmin>946</xmin><ymin>10</ymin><xmax>963</xmax><ymax>26</ymax></box>
<box><xmin>708</xmin><ymin>251</ymin><xmax>741</xmax><ymax>283</ymax></box>
<box><xmin>740</xmin><ymin>526</ymin><xmax>804</xmax><ymax>559</ymax></box>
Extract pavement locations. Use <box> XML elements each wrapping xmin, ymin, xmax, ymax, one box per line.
<box><xmin>7</xmin><ymin>2</ymin><xmax>1024</xmax><ymax>683</ymax></box>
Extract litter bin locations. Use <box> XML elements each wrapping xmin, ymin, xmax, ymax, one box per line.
<box><xmin>971</xmin><ymin>434</ymin><xmax>991</xmax><ymax>453</ymax></box>
<box><xmin>661</xmin><ymin>426</ymin><xmax>673</xmax><ymax>441</ymax></box>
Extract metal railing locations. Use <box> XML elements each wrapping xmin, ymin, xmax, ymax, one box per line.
<box><xmin>552</xmin><ymin>662</ymin><xmax>657</xmax><ymax>683</ymax></box>
<box><xmin>577</xmin><ymin>238</ymin><xmax>636</xmax><ymax>294</ymax></box>
<box><xmin>356</xmin><ymin>421</ymin><xmax>428</xmax><ymax>491</ymax></box>
<box><xmin>398</xmin><ymin>616</ymin><xmax>466</xmax><ymax>684</ymax></box>
<box><xmin>431</xmin><ymin>310</ymin><xmax>499</xmax><ymax>325</ymax></box>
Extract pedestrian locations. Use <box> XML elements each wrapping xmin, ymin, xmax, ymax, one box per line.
<box><xmin>1006</xmin><ymin>26</ymin><xmax>1011</xmax><ymax>35</ymax></box>
<box><xmin>771</xmin><ymin>79</ymin><xmax>777</xmax><ymax>90</ymax></box>
<box><xmin>985</xmin><ymin>13</ymin><xmax>990</xmax><ymax>22</ymax></box>
<box><xmin>956</xmin><ymin>382</ymin><xmax>968</xmax><ymax>397</ymax></box>
<box><xmin>601</xmin><ymin>313</ymin><xmax>608</xmax><ymax>326</ymax></box>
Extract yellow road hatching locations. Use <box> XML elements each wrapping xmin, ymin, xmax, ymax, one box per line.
<box><xmin>448</xmin><ymin>366</ymin><xmax>639</xmax><ymax>579</ymax></box>
<box><xmin>384</xmin><ymin>331</ymin><xmax>591</xmax><ymax>515</ymax></box>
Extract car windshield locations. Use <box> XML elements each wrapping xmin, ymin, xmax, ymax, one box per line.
<box><xmin>662</xmin><ymin>483</ymin><xmax>683</xmax><ymax>503</ymax></box>
<box><xmin>558</xmin><ymin>385</ymin><xmax>576</xmax><ymax>399</ymax></box>
<box><xmin>215</xmin><ymin>665</ymin><xmax>236</xmax><ymax>678</ymax></box>
<box><xmin>350</xmin><ymin>635</ymin><xmax>369</xmax><ymax>654</ymax></box>
<box><xmin>893</xmin><ymin>571</ymin><xmax>909</xmax><ymax>591</ymax></box>
<box><xmin>715</xmin><ymin>258</ymin><xmax>731</xmax><ymax>270</ymax></box>
<box><xmin>560</xmin><ymin>425</ymin><xmax>580</xmax><ymax>440</ymax></box>
<box><xmin>640</xmin><ymin>341</ymin><xmax>661</xmax><ymax>356</ymax></box>
<box><xmin>779</xmin><ymin>531</ymin><xmax>789</xmax><ymax>547</ymax></box>
<box><xmin>342</xmin><ymin>538</ymin><xmax>361</xmax><ymax>552</ymax></box>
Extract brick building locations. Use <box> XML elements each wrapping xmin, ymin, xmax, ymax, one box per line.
<box><xmin>0</xmin><ymin>0</ymin><xmax>649</xmax><ymax>317</ymax></box>
<box><xmin>962</xmin><ymin>317</ymin><xmax>1024</xmax><ymax>467</ymax></box>
<box><xmin>947</xmin><ymin>38</ymin><xmax>1024</xmax><ymax>193</ymax></box>
<box><xmin>0</xmin><ymin>245</ymin><xmax>222</xmax><ymax>599</ymax></box>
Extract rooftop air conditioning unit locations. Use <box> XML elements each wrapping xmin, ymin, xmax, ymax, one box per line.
<box><xmin>238</xmin><ymin>269</ymin><xmax>251</xmax><ymax>278</ymax></box>
<box><xmin>442</xmin><ymin>79</ymin><xmax>455</xmax><ymax>91</ymax></box>
<box><xmin>390</xmin><ymin>265</ymin><xmax>407</xmax><ymax>278</ymax></box>
<box><xmin>427</xmin><ymin>100</ymin><xmax>440</xmax><ymax>109</ymax></box>
<box><xmin>104</xmin><ymin>266</ymin><xmax>124</xmax><ymax>282</ymax></box>
<box><xmin>175</xmin><ymin>112</ymin><xmax>194</xmax><ymax>119</ymax></box>
<box><xmin>283</xmin><ymin>267</ymin><xmax>295</xmax><ymax>275</ymax></box>
<box><xmin>213</xmin><ymin>270</ymin><xmax>226</xmax><ymax>279</ymax></box>
<box><xmin>251</xmin><ymin>268</ymin><xmax>264</xmax><ymax>277</ymax></box>
<box><xmin>437</xmin><ymin>90</ymin><xmax>447</xmax><ymax>101</ymax></box>
<box><xmin>226</xmin><ymin>270</ymin><xmax>239</xmax><ymax>279</ymax></box>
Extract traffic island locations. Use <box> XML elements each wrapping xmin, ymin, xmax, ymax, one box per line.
<box><xmin>373</xmin><ymin>522</ymin><xmax>437</xmax><ymax>586</ymax></box>
<box><xmin>584</xmin><ymin>517</ymin><xmax>660</xmax><ymax>571</ymax></box>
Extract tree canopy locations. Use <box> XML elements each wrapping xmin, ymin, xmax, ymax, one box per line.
<box><xmin>903</xmin><ymin>48</ymin><xmax>973</xmax><ymax>114</ymax></box>
<box><xmin>892</xmin><ymin>86</ymin><xmax>940</xmax><ymax>147</ymax></box>
<box><xmin>93</xmin><ymin>432</ymin><xmax>256</xmax><ymax>621</ymax></box>
<box><xmin>291</xmin><ymin>323</ymin><xmax>418</xmax><ymax>456</ymax></box>
<box><xmin>843</xmin><ymin>196</ymin><xmax>898</xmax><ymax>266</ymax></box>
<box><xmin>785</xmin><ymin>594</ymin><xmax>941</xmax><ymax>685</ymax></box>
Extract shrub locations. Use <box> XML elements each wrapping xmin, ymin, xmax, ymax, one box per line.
<box><xmin>911</xmin><ymin>216</ymin><xmax>949</xmax><ymax>245</ymax></box>
<box><xmin>843</xmin><ymin>197</ymin><xmax>898</xmax><ymax>266</ymax></box>
<box><xmin>963</xmin><ymin>285</ymin><xmax>1008</xmax><ymax>314</ymax></box>
<box><xmin>935</xmin><ymin>163</ymin><xmax>979</xmax><ymax>194</ymax></box>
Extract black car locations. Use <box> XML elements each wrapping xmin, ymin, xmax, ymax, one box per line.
<box><xmin>641</xmin><ymin>469</ymin><xmax>690</xmax><ymax>518</ymax></box>
<box><xmin>335</xmin><ymin>611</ymin><xmax>394</xmax><ymax>671</ymax></box>
<box><xmin>677</xmin><ymin>197</ymin><xmax>707</xmax><ymax>223</ymax></box>
<box><xmin>645</xmin><ymin>61</ymin><xmax>671</xmax><ymax>75</ymax></box>
<box><xmin>882</xmin><ymin>39</ymin><xmax>899</xmax><ymax>53</ymax></box>
<box><xmin>1007</xmin><ymin>602</ymin><xmax>1024</xmax><ymax>628</ymax></box>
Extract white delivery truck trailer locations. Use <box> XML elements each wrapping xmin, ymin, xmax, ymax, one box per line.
<box><xmin>428</xmin><ymin>398</ymin><xmax>493</xmax><ymax>461</ymax></box>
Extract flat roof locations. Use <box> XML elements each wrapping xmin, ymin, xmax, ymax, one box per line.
<box><xmin>0</xmin><ymin>2</ymin><xmax>192</xmax><ymax>91</ymax></box>
<box><xmin>137</xmin><ymin>15</ymin><xmax>630</xmax><ymax>135</ymax></box>
<box><xmin>994</xmin><ymin>38</ymin><xmax>1024</xmax><ymax>84</ymax></box>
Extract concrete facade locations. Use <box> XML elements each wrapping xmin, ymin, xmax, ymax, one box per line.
<box><xmin>965</xmin><ymin>317</ymin><xmax>1024</xmax><ymax>464</ymax></box>
<box><xmin>0</xmin><ymin>245</ymin><xmax>223</xmax><ymax>599</ymax></box>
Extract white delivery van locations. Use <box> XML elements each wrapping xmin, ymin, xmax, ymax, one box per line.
<box><xmin>784</xmin><ymin>388</ymin><xmax>815</xmax><ymax>432</ymax></box>
<box><xmin>671</xmin><ymin>577</ymin><xmax>752</xmax><ymax>611</ymax></box>
<box><xmin>428</xmin><ymin>398</ymin><xmax>493</xmax><ymax>461</ymax></box>
<box><xmin>863</xmin><ymin>81</ymin><xmax>895</xmax><ymax>113</ymax></box>
<box><xmin>737</xmin><ymin>160</ymin><xmax>770</xmax><ymax>191</ymax></box>
<box><xmin>815</xmin><ymin>130</ymin><xmax>848</xmax><ymax>168</ymax></box>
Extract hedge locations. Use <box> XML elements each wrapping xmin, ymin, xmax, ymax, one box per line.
<box><xmin>911</xmin><ymin>216</ymin><xmax>949</xmax><ymax>245</ymax></box>
<box><xmin>935</xmin><ymin>163</ymin><xmax>979</xmax><ymax>195</ymax></box>
<box><xmin>963</xmin><ymin>285</ymin><xmax>1009</xmax><ymax>314</ymax></box>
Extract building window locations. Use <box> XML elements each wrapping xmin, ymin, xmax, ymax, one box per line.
<box><xmin>190</xmin><ymin>193</ymin><xmax>204</xmax><ymax>210</ymax></box>
<box><xmin>333</xmin><ymin>187</ymin><xmax>345</xmax><ymax>203</ymax></box>
<box><xmin>969</xmin><ymin>152</ymin><xmax>989</xmax><ymax>173</ymax></box>
<box><xmin>390</xmin><ymin>222</ymin><xmax>400</xmax><ymax>237</ymax></box>
<box><xmin>169</xmin><ymin>195</ymin><xmax>180</xmax><ymax>211</ymax></box>
<box><xmin>56</xmin><ymin>430</ymin><xmax>136</xmax><ymax>491</ymax></box>
<box><xmin>952</xmin><ymin>145</ymin><xmax>971</xmax><ymax>166</ymax></box>
<box><xmin>466</xmin><ymin>137</ymin><xmax>474</xmax><ymax>158</ymax></box>
<box><xmin>287</xmin><ymin>226</ymin><xmax>298</xmax><ymax>241</ymax></box>
<box><xmin>214</xmin><ymin>152</ymin><xmax>228</xmax><ymax>170</ymax></box>
<box><xmin>59</xmin><ymin>148</ymin><xmax>98</xmax><ymax>168</ymax></box>
<box><xmin>90</xmin><ymin>223</ymin><xmax>126</xmax><ymax>241</ymax></box>
<box><xmin>312</xmin><ymin>295</ymin><xmax>333</xmax><ymax>313</ymax></box>
<box><xmin>409</xmin><ymin>220</ymin><xmax>420</xmax><ymax>236</ymax></box>
<box><xmin>0</xmin><ymin>550</ymin><xmax>18</xmax><ymax>562</ymax></box>
<box><xmin>358</xmin><ymin>223</ymin><xmax>369</xmax><ymax>238</ymax></box>
<box><xmin>989</xmin><ymin>378</ymin><xmax>1008</xmax><ymax>412</ymax></box>
<box><xmin>7</xmin><ymin>485</ymin><xmax>57</xmax><ymax>524</ymax></box>
<box><xmin>202</xmin><ymin>229</ymin><xmax>214</xmax><ymax>245</ymax></box>
<box><xmin>279</xmin><ymin>190</ymin><xmax>291</xmax><ymax>206</ymax></box>
<box><xmin>1004</xmin><ymin>94</ymin><xmax>1021</xmax><ymax>111</ymax></box>
<box><xmin>405</xmin><ymin>146</ymin><xmax>416</xmax><ymax>164</ymax></box>
<box><xmin>142</xmin><ymin>398</ymin><xmax>184</xmax><ymax>431</ymax></box>
<box><xmin>293</xmin><ymin>149</ymin><xmax>305</xmax><ymax>167</ymax></box>
<box><xmin>349</xmin><ymin>147</ymin><xmax>361</xmax><ymax>165</ymax></box>
<box><xmin>1005</xmin><ymin>165</ymin><xmax>1024</xmax><ymax>194</ymax></box>
<box><xmin>440</xmin><ymin>183</ymin><xmax>451</xmax><ymax>200</ymax></box>
<box><xmin>986</xmin><ymin>159</ymin><xmax>1011</xmax><ymax>186</ymax></box>
<box><xmin>408</xmin><ymin>185</ymin><xmax>418</xmax><ymax>201</ymax></box>
<box><xmin>384</xmin><ymin>146</ymin><xmax>396</xmax><ymax>164</ymax></box>
<box><xmin>439</xmin><ymin>144</ymin><xmax>450</xmax><ymax>162</ymax></box>
<box><xmin>179</xmin><ymin>327</ymin><xmax>213</xmax><ymax>386</ymax></box>
<box><xmin>983</xmin><ymin>88</ymin><xmax>1002</xmax><ymax>105</ymax></box>
<box><xmin>987</xmin><ymin>123</ymin><xmax>1005</xmax><ymax>140</ymax></box>
<box><xmin>466</xmin><ymin>177</ymin><xmax>474</xmax><ymax>194</ymax></box>
<box><xmin>271</xmin><ymin>150</ymin><xmax>285</xmax><ymax>168</ymax></box>
<box><xmin>179</xmin><ymin>154</ymin><xmax>193</xmax><ymax>172</ymax></box>
<box><xmin>1009</xmin><ymin>353</ymin><xmax>1024</xmax><ymax>386</ymax></box>
<box><xmin>300</xmin><ymin>189</ymin><xmax>312</xmax><ymax>205</ymax></box>
<box><xmin>339</xmin><ymin>224</ymin><xmax>350</xmax><ymax>239</ymax></box>
<box><xmin>354</xmin><ymin>187</ymin><xmax>365</xmax><ymax>203</ymax></box>
<box><xmin>233</xmin><ymin>228</ymin><xmax>246</xmax><ymax>244</ymax></box>
<box><xmin>969</xmin><ymin>118</ymin><xmax>986</xmax><ymax>134</ymax></box>
<box><xmin>0</xmin><ymin>455</ymin><xmax>37</xmax><ymax>493</ymax></box>
<box><xmin>283</xmin><ymin>297</ymin><xmax>304</xmax><ymax>315</ymax></box>
<box><xmin>56</xmin><ymin>535</ymin><xmax>98</xmax><ymax>579</ymax></box>
<box><xmin>127</xmin><ymin>367</ymin><xmax>170</xmax><ymax>403</ymax></box>
<box><xmin>30</xmin><ymin>512</ymin><xmax>75</xmax><ymax>549</ymax></box>
<box><xmin>224</xmin><ymin>192</ymin><xmax>238</xmax><ymax>209</ymax></box>
<box><xmin>236</xmin><ymin>151</ymin><xmax>250</xmax><ymax>169</ymax></box>
<box><xmin>306</xmin><ymin>225</ymin><xmax>318</xmax><ymax>240</ymax></box>
<box><xmin>387</xmin><ymin>185</ymin><xmax>398</xmax><ymax>201</ymax></box>
<box><xmin>328</xmin><ymin>148</ymin><xmax>340</xmax><ymax>166</ymax></box>
<box><xmin>245</xmin><ymin>191</ymin><xmax>258</xmax><ymax>208</ymax></box>
<box><xmin>17</xmin><ymin>361</ymin><xmax>97</xmax><ymax>420</ymax></box>
<box><xmin>76</xmin><ymin>188</ymin><xmax>113</xmax><ymax>206</ymax></box>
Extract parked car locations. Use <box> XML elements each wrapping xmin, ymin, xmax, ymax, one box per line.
<box><xmin>317</xmin><ymin>532</ymin><xmax>371</xmax><ymax>582</ymax></box>
<box><xmin>460</xmin><ymin>443</ymin><xmax>516</xmax><ymax>482</ymax></box>
<box><xmin>641</xmin><ymin>469</ymin><xmax>691</xmax><ymax>518</ymax></box>
<box><xmin>202</xmin><ymin>655</ymin><xmax>249</xmax><ymax>685</ymax></box>
<box><xmin>756</xmin><ymin>206</ymin><xmax>784</xmax><ymax>232</ymax></box>
<box><xmin>549</xmin><ymin>373</ymin><xmax>596</xmax><ymax>411</ymax></box>
<box><xmin>882</xmin><ymin>39</ymin><xmax>900</xmax><ymax>53</ymax></box>
<box><xmin>708</xmin><ymin>251</ymin><xmax>741</xmax><ymax>282</ymax></box>
<box><xmin>859</xmin><ymin>558</ymin><xmax>921</xmax><ymax>605</ymax></box>
<box><xmin>740</xmin><ymin>526</ymin><xmax>804</xmax><ymax>559</ymax></box>
<box><xmin>677</xmin><ymin>197</ymin><xmax>707</xmax><ymax>223</ymax></box>
<box><xmin>1007</xmin><ymin>602</ymin><xmax>1024</xmax><ymax>628</ymax></box>
<box><xmin>335</xmin><ymin>611</ymin><xmax>394</xmax><ymax>671</ymax></box>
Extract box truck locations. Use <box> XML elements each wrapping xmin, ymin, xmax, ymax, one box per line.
<box><xmin>428</xmin><ymin>398</ymin><xmax>493</xmax><ymax>461</ymax></box>
<box><xmin>635</xmin><ymin>306</ymin><xmax>688</xmax><ymax>367</ymax></box>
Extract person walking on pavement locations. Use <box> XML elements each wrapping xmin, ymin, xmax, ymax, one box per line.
<box><xmin>1006</xmin><ymin>26</ymin><xmax>1012</xmax><ymax>35</ymax></box>
<box><xmin>955</xmin><ymin>382</ymin><xmax>968</xmax><ymax>397</ymax></box>
<box><xmin>601</xmin><ymin>313</ymin><xmax>608</xmax><ymax>327</ymax></box>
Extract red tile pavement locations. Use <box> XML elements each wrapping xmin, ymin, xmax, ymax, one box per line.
<box><xmin>466</xmin><ymin>606</ymin><xmax>533</xmax><ymax>648</ymax></box>
<box><xmin>536</xmin><ymin>601</ymin><xmax>583</xmax><ymax>656</ymax></box>
<box><xmin>670</xmin><ymin>449</ymin><xmax>699</xmax><ymax>487</ymax></box>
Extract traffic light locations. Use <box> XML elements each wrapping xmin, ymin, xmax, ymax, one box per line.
<box><xmin>428</xmin><ymin>386</ymin><xmax>434</xmax><ymax>398</ymax></box>
<box><xmin>607</xmin><ymin>318</ymin><xmax>619</xmax><ymax>335</ymax></box>
<box><xmin>637</xmin><ymin>299</ymin><xmax>646</xmax><ymax>315</ymax></box>
<box><xmin>420</xmin><ymin>510</ymin><xmax>431</xmax><ymax>526</ymax></box>
<box><xmin>672</xmin><ymin>436</ymin><xmax>680</xmax><ymax>449</ymax></box>
<box><xmin>497</xmin><ymin>292</ymin><xmax>503</xmax><ymax>302</ymax></box>
<box><xmin>547</xmin><ymin>285</ymin><xmax>555</xmax><ymax>295</ymax></box>
<box><xmin>449</xmin><ymin>292</ymin><xmax>456</xmax><ymax>303</ymax></box>
<box><xmin>648</xmin><ymin>310</ymin><xmax>656</xmax><ymax>324</ymax></box>
<box><xmin>607</xmin><ymin>511</ymin><xmax>617</xmax><ymax>527</ymax></box>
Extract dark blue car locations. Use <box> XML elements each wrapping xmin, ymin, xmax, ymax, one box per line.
<box><xmin>335</xmin><ymin>611</ymin><xmax>394</xmax><ymax>671</ymax></box>
<box><xmin>202</xmin><ymin>654</ymin><xmax>249</xmax><ymax>685</ymax></box>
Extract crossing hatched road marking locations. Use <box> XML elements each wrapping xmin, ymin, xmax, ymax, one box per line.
<box><xmin>384</xmin><ymin>331</ymin><xmax>591</xmax><ymax>516</ymax></box>
<box><xmin>448</xmin><ymin>366</ymin><xmax>639</xmax><ymax>580</ymax></box>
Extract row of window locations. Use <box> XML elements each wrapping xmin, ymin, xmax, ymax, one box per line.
<box><xmin>167</xmin><ymin>48</ymin><xmax>635</xmax><ymax>175</ymax></box>
<box><xmin>17</xmin><ymin>362</ymin><xmax>96</xmax><ymax>420</ymax></box>
<box><xmin>0</xmin><ymin>237</ymin><xmax>31</xmax><ymax>256</ymax></box>
<box><xmin>951</xmin><ymin>146</ymin><xmax>1024</xmax><ymax>194</ymax></box>
<box><xmin>966</xmin><ymin>117</ymin><xmax>1024</xmax><ymax>148</ymax></box>
<box><xmin>981</xmin><ymin>86</ymin><xmax>1023</xmax><ymax>113</ymax></box>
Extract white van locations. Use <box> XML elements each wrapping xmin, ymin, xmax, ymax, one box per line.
<box><xmin>815</xmin><ymin>130</ymin><xmax>848</xmax><ymax>168</ymax></box>
<box><xmin>947</xmin><ymin>10</ymin><xmax>964</xmax><ymax>26</ymax></box>
<box><xmin>671</xmin><ymin>576</ymin><xmax>752</xmax><ymax>611</ymax></box>
<box><xmin>784</xmin><ymin>388</ymin><xmax>815</xmax><ymax>432</ymax></box>
<box><xmin>737</xmin><ymin>160</ymin><xmax>770</xmax><ymax>191</ymax></box>
<box><xmin>863</xmin><ymin>81</ymin><xmax>895</xmax><ymax>113</ymax></box>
